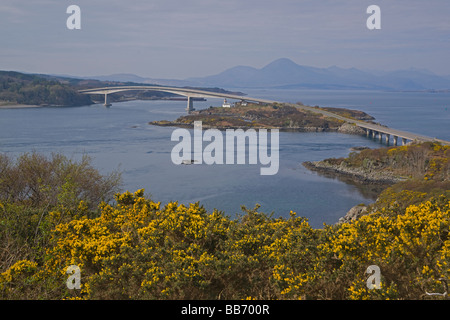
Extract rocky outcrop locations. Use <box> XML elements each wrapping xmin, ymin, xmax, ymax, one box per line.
<box><xmin>337</xmin><ymin>123</ymin><xmax>366</xmax><ymax>135</ymax></box>
<box><xmin>337</xmin><ymin>204</ymin><xmax>369</xmax><ymax>224</ymax></box>
<box><xmin>150</xmin><ymin>104</ymin><xmax>375</xmax><ymax>138</ymax></box>
<box><xmin>151</xmin><ymin>121</ymin><xmax>369</xmax><ymax>136</ymax></box>
<box><xmin>302</xmin><ymin>160</ymin><xmax>405</xmax><ymax>185</ymax></box>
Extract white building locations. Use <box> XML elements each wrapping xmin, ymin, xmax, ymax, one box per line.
<box><xmin>222</xmin><ymin>99</ymin><xmax>232</xmax><ymax>108</ymax></box>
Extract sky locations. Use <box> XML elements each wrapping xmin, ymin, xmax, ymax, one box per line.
<box><xmin>1</xmin><ymin>0</ymin><xmax>450</xmax><ymax>79</ymax></box>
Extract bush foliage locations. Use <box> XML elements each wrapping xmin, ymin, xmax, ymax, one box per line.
<box><xmin>1</xmin><ymin>191</ymin><xmax>449</xmax><ymax>300</ymax></box>
<box><xmin>0</xmin><ymin>152</ymin><xmax>121</xmax><ymax>278</ymax></box>
<box><xmin>0</xmin><ymin>147</ymin><xmax>449</xmax><ymax>300</ymax></box>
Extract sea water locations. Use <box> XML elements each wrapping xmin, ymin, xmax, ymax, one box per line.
<box><xmin>1</xmin><ymin>89</ymin><xmax>448</xmax><ymax>227</ymax></box>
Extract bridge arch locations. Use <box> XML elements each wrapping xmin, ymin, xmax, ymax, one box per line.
<box><xmin>79</xmin><ymin>86</ymin><xmax>276</xmax><ymax>112</ymax></box>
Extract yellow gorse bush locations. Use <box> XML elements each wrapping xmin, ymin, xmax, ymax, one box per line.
<box><xmin>1</xmin><ymin>188</ymin><xmax>449</xmax><ymax>300</ymax></box>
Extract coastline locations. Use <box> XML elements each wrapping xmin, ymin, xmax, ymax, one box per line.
<box><xmin>302</xmin><ymin>159</ymin><xmax>400</xmax><ymax>225</ymax></box>
<box><xmin>302</xmin><ymin>160</ymin><xmax>405</xmax><ymax>185</ymax></box>
<box><xmin>0</xmin><ymin>104</ymin><xmax>43</xmax><ymax>109</ymax></box>
<box><xmin>151</xmin><ymin>120</ymin><xmax>366</xmax><ymax>136</ymax></box>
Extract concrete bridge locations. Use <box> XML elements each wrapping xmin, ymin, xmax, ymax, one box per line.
<box><xmin>294</xmin><ymin>104</ymin><xmax>450</xmax><ymax>146</ymax></box>
<box><xmin>78</xmin><ymin>85</ymin><xmax>276</xmax><ymax>112</ymax></box>
<box><xmin>79</xmin><ymin>86</ymin><xmax>450</xmax><ymax>146</ymax></box>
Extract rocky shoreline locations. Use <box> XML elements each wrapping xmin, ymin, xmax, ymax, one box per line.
<box><xmin>303</xmin><ymin>158</ymin><xmax>409</xmax><ymax>224</ymax></box>
<box><xmin>0</xmin><ymin>104</ymin><xmax>42</xmax><ymax>109</ymax></box>
<box><xmin>302</xmin><ymin>160</ymin><xmax>405</xmax><ymax>185</ymax></box>
<box><xmin>150</xmin><ymin>120</ymin><xmax>367</xmax><ymax>135</ymax></box>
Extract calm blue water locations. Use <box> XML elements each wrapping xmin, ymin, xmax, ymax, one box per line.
<box><xmin>0</xmin><ymin>89</ymin><xmax>449</xmax><ymax>228</ymax></box>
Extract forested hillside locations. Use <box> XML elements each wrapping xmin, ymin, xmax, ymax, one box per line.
<box><xmin>0</xmin><ymin>71</ymin><xmax>93</xmax><ymax>107</ymax></box>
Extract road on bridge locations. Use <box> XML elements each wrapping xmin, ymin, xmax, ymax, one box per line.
<box><xmin>293</xmin><ymin>104</ymin><xmax>450</xmax><ymax>146</ymax></box>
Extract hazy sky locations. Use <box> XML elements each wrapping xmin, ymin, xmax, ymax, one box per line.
<box><xmin>1</xmin><ymin>0</ymin><xmax>450</xmax><ymax>79</ymax></box>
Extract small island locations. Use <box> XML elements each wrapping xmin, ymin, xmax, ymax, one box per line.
<box><xmin>150</xmin><ymin>102</ymin><xmax>375</xmax><ymax>135</ymax></box>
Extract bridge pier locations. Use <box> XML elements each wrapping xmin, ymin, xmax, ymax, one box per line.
<box><xmin>363</xmin><ymin>130</ymin><xmax>407</xmax><ymax>146</ymax></box>
<box><xmin>186</xmin><ymin>96</ymin><xmax>194</xmax><ymax>113</ymax></box>
<box><xmin>393</xmin><ymin>136</ymin><xmax>398</xmax><ymax>146</ymax></box>
<box><xmin>104</xmin><ymin>94</ymin><xmax>112</xmax><ymax>107</ymax></box>
<box><xmin>363</xmin><ymin>129</ymin><xmax>398</xmax><ymax>146</ymax></box>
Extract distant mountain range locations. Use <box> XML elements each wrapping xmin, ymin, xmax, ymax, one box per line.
<box><xmin>88</xmin><ymin>58</ymin><xmax>450</xmax><ymax>91</ymax></box>
<box><xmin>187</xmin><ymin>58</ymin><xmax>450</xmax><ymax>90</ymax></box>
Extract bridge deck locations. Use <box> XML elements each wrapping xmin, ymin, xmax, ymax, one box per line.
<box><xmin>79</xmin><ymin>86</ymin><xmax>277</xmax><ymax>105</ymax></box>
<box><xmin>294</xmin><ymin>104</ymin><xmax>450</xmax><ymax>145</ymax></box>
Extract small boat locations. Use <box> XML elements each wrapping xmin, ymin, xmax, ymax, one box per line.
<box><xmin>181</xmin><ymin>159</ymin><xmax>195</xmax><ymax>165</ymax></box>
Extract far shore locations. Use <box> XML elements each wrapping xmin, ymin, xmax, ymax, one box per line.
<box><xmin>0</xmin><ymin>104</ymin><xmax>43</xmax><ymax>109</ymax></box>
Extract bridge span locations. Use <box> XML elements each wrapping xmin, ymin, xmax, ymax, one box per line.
<box><xmin>294</xmin><ymin>104</ymin><xmax>450</xmax><ymax>146</ymax></box>
<box><xmin>79</xmin><ymin>86</ymin><xmax>277</xmax><ymax>111</ymax></box>
<box><xmin>79</xmin><ymin>86</ymin><xmax>450</xmax><ymax>146</ymax></box>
